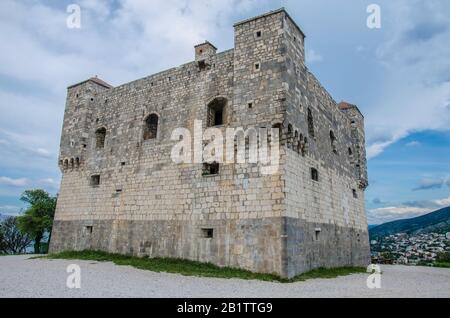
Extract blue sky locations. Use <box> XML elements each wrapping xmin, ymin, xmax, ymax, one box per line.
<box><xmin>0</xmin><ymin>0</ymin><xmax>449</xmax><ymax>224</ymax></box>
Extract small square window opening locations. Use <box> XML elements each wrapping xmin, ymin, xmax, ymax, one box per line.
<box><xmin>201</xmin><ymin>228</ymin><xmax>214</xmax><ymax>238</ymax></box>
<box><xmin>90</xmin><ymin>175</ymin><xmax>100</xmax><ymax>186</ymax></box>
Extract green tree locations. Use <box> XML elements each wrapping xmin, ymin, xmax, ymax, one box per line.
<box><xmin>0</xmin><ymin>217</ymin><xmax>32</xmax><ymax>254</ymax></box>
<box><xmin>0</xmin><ymin>222</ymin><xmax>4</xmax><ymax>253</ymax></box>
<box><xmin>437</xmin><ymin>251</ymin><xmax>450</xmax><ymax>263</ymax></box>
<box><xmin>17</xmin><ymin>190</ymin><xmax>57</xmax><ymax>254</ymax></box>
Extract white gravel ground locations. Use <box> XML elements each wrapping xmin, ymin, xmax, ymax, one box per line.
<box><xmin>1</xmin><ymin>255</ymin><xmax>449</xmax><ymax>298</ymax></box>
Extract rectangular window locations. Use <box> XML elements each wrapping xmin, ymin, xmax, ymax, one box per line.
<box><xmin>254</xmin><ymin>62</ymin><xmax>260</xmax><ymax>71</ymax></box>
<box><xmin>201</xmin><ymin>228</ymin><xmax>214</xmax><ymax>238</ymax></box>
<box><xmin>207</xmin><ymin>98</ymin><xmax>226</xmax><ymax>127</ymax></box>
<box><xmin>90</xmin><ymin>175</ymin><xmax>100</xmax><ymax>186</ymax></box>
<box><xmin>95</xmin><ymin>128</ymin><xmax>106</xmax><ymax>149</ymax></box>
<box><xmin>352</xmin><ymin>189</ymin><xmax>358</xmax><ymax>198</ymax></box>
<box><xmin>198</xmin><ymin>60</ymin><xmax>207</xmax><ymax>71</ymax></box>
<box><xmin>85</xmin><ymin>226</ymin><xmax>93</xmax><ymax>234</ymax></box>
<box><xmin>315</xmin><ymin>228</ymin><xmax>321</xmax><ymax>241</ymax></box>
<box><xmin>255</xmin><ymin>30</ymin><xmax>262</xmax><ymax>38</ymax></box>
<box><xmin>311</xmin><ymin>168</ymin><xmax>319</xmax><ymax>182</ymax></box>
<box><xmin>202</xmin><ymin>162</ymin><xmax>219</xmax><ymax>176</ymax></box>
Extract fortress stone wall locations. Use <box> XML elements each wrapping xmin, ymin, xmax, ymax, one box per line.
<box><xmin>50</xmin><ymin>8</ymin><xmax>370</xmax><ymax>278</ymax></box>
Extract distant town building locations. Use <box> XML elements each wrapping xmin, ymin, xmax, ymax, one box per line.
<box><xmin>371</xmin><ymin>232</ymin><xmax>450</xmax><ymax>265</ymax></box>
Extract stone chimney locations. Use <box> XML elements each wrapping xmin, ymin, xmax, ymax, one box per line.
<box><xmin>194</xmin><ymin>41</ymin><xmax>217</xmax><ymax>69</ymax></box>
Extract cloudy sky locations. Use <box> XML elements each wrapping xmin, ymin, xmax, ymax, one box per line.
<box><xmin>0</xmin><ymin>0</ymin><xmax>449</xmax><ymax>224</ymax></box>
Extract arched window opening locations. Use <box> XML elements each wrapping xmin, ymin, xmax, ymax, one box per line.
<box><xmin>300</xmin><ymin>135</ymin><xmax>308</xmax><ymax>157</ymax></box>
<box><xmin>207</xmin><ymin>98</ymin><xmax>227</xmax><ymax>127</ymax></box>
<box><xmin>297</xmin><ymin>133</ymin><xmax>303</xmax><ymax>154</ymax></box>
<box><xmin>143</xmin><ymin>114</ymin><xmax>159</xmax><ymax>140</ymax></box>
<box><xmin>272</xmin><ymin>123</ymin><xmax>282</xmax><ymax>144</ymax></box>
<box><xmin>63</xmin><ymin>159</ymin><xmax>68</xmax><ymax>170</ymax></box>
<box><xmin>307</xmin><ymin>108</ymin><xmax>315</xmax><ymax>137</ymax></box>
<box><xmin>330</xmin><ymin>130</ymin><xmax>337</xmax><ymax>154</ymax></box>
<box><xmin>287</xmin><ymin>124</ymin><xmax>293</xmax><ymax>148</ymax></box>
<box><xmin>75</xmin><ymin>157</ymin><xmax>80</xmax><ymax>168</ymax></box>
<box><xmin>95</xmin><ymin>127</ymin><xmax>106</xmax><ymax>149</ymax></box>
<box><xmin>311</xmin><ymin>167</ymin><xmax>319</xmax><ymax>182</ymax></box>
<box><xmin>294</xmin><ymin>131</ymin><xmax>299</xmax><ymax>153</ymax></box>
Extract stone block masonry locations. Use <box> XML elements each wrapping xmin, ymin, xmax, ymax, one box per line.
<box><xmin>50</xmin><ymin>8</ymin><xmax>370</xmax><ymax>278</ymax></box>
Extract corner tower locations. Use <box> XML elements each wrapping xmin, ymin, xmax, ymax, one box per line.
<box><xmin>59</xmin><ymin>77</ymin><xmax>113</xmax><ymax>173</ymax></box>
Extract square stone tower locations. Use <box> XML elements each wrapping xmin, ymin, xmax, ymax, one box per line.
<box><xmin>50</xmin><ymin>8</ymin><xmax>370</xmax><ymax>278</ymax></box>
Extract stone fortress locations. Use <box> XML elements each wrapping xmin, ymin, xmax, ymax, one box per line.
<box><xmin>50</xmin><ymin>8</ymin><xmax>370</xmax><ymax>278</ymax></box>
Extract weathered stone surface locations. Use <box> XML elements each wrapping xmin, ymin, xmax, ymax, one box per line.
<box><xmin>50</xmin><ymin>8</ymin><xmax>370</xmax><ymax>278</ymax></box>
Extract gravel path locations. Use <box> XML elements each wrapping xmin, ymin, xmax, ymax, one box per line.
<box><xmin>1</xmin><ymin>255</ymin><xmax>449</xmax><ymax>298</ymax></box>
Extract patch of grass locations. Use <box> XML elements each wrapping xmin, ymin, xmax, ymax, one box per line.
<box><xmin>40</xmin><ymin>250</ymin><xmax>366</xmax><ymax>283</ymax></box>
<box><xmin>434</xmin><ymin>262</ymin><xmax>450</xmax><ymax>268</ymax></box>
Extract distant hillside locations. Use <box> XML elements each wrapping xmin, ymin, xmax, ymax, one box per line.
<box><xmin>369</xmin><ymin>206</ymin><xmax>450</xmax><ymax>238</ymax></box>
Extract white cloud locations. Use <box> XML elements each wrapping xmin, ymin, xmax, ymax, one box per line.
<box><xmin>306</xmin><ymin>49</ymin><xmax>323</xmax><ymax>63</ymax></box>
<box><xmin>367</xmin><ymin>206</ymin><xmax>432</xmax><ymax>224</ymax></box>
<box><xmin>0</xmin><ymin>205</ymin><xmax>22</xmax><ymax>216</ymax></box>
<box><xmin>413</xmin><ymin>176</ymin><xmax>450</xmax><ymax>191</ymax></box>
<box><xmin>366</xmin><ymin>136</ymin><xmax>401</xmax><ymax>160</ymax></box>
<box><xmin>433</xmin><ymin>196</ymin><xmax>450</xmax><ymax>207</ymax></box>
<box><xmin>365</xmin><ymin>0</ymin><xmax>450</xmax><ymax>158</ymax></box>
<box><xmin>38</xmin><ymin>178</ymin><xmax>60</xmax><ymax>190</ymax></box>
<box><xmin>368</xmin><ymin>195</ymin><xmax>450</xmax><ymax>224</ymax></box>
<box><xmin>0</xmin><ymin>177</ymin><xmax>30</xmax><ymax>187</ymax></box>
<box><xmin>406</xmin><ymin>140</ymin><xmax>421</xmax><ymax>147</ymax></box>
<box><xmin>0</xmin><ymin>0</ymin><xmax>267</xmax><ymax>199</ymax></box>
<box><xmin>0</xmin><ymin>0</ymin><xmax>263</xmax><ymax>95</ymax></box>
<box><xmin>2</xmin><ymin>0</ymin><xmax>447</xmax><ymax>165</ymax></box>
<box><xmin>34</xmin><ymin>148</ymin><xmax>51</xmax><ymax>157</ymax></box>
